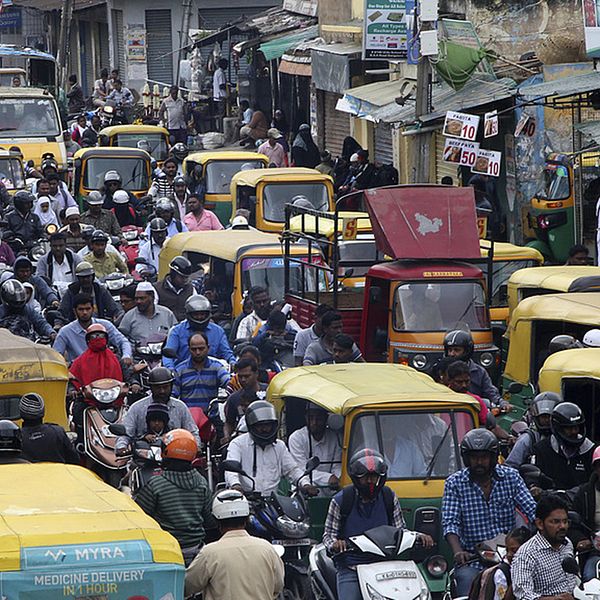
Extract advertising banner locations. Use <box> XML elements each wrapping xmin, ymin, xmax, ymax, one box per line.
<box><xmin>363</xmin><ymin>0</ymin><xmax>416</xmax><ymax>60</ymax></box>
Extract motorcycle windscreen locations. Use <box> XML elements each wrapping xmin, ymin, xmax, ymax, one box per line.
<box><xmin>363</xmin><ymin>185</ymin><xmax>481</xmax><ymax>260</ymax></box>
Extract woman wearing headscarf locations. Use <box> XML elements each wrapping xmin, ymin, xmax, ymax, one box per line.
<box><xmin>33</xmin><ymin>196</ymin><xmax>60</xmax><ymax>229</ymax></box>
<box><xmin>291</xmin><ymin>124</ymin><xmax>320</xmax><ymax>168</ymax></box>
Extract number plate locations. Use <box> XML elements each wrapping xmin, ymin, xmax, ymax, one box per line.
<box><xmin>272</xmin><ymin>538</ymin><xmax>312</xmax><ymax>547</ymax></box>
<box><xmin>375</xmin><ymin>570</ymin><xmax>417</xmax><ymax>581</ymax></box>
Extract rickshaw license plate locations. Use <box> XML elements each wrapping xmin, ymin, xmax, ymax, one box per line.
<box><xmin>272</xmin><ymin>538</ymin><xmax>312</xmax><ymax>546</ymax></box>
<box><xmin>376</xmin><ymin>570</ymin><xmax>417</xmax><ymax>580</ymax></box>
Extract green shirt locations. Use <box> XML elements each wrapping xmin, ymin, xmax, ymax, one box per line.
<box><xmin>84</xmin><ymin>251</ymin><xmax>128</xmax><ymax>277</ymax></box>
<box><xmin>80</xmin><ymin>209</ymin><xmax>122</xmax><ymax>237</ymax></box>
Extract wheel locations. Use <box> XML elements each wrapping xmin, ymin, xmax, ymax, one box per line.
<box><xmin>284</xmin><ymin>572</ymin><xmax>311</xmax><ymax>600</ymax></box>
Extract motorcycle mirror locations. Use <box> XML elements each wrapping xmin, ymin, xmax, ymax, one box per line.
<box><xmin>220</xmin><ymin>459</ymin><xmax>246</xmax><ymax>476</ymax></box>
<box><xmin>342</xmin><ymin>267</ymin><xmax>354</xmax><ymax>279</ymax></box>
<box><xmin>305</xmin><ymin>456</ymin><xmax>320</xmax><ymax>473</ymax></box>
<box><xmin>562</xmin><ymin>556</ymin><xmax>580</xmax><ymax>576</ymax></box>
<box><xmin>273</xmin><ymin>544</ymin><xmax>285</xmax><ymax>558</ymax></box>
<box><xmin>568</xmin><ymin>511</ymin><xmax>583</xmax><ymax>527</ymax></box>
<box><xmin>161</xmin><ymin>347</ymin><xmax>177</xmax><ymax>359</ymax></box>
<box><xmin>508</xmin><ymin>382</ymin><xmax>523</xmax><ymax>394</ymax></box>
<box><xmin>327</xmin><ymin>413</ymin><xmax>344</xmax><ymax>432</ymax></box>
<box><xmin>135</xmin><ymin>257</ymin><xmax>149</xmax><ymax>265</ymax></box>
<box><xmin>108</xmin><ymin>423</ymin><xmax>126</xmax><ymax>436</ymax></box>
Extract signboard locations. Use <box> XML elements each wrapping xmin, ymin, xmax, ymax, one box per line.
<box><xmin>283</xmin><ymin>0</ymin><xmax>318</xmax><ymax>17</ymax></box>
<box><xmin>442</xmin><ymin>138</ymin><xmax>480</xmax><ymax>167</ymax></box>
<box><xmin>472</xmin><ymin>149</ymin><xmax>502</xmax><ymax>177</ymax></box>
<box><xmin>126</xmin><ymin>25</ymin><xmax>146</xmax><ymax>62</ymax></box>
<box><xmin>484</xmin><ymin>111</ymin><xmax>498</xmax><ymax>138</ymax></box>
<box><xmin>363</xmin><ymin>0</ymin><xmax>416</xmax><ymax>60</ymax></box>
<box><xmin>443</xmin><ymin>110</ymin><xmax>480</xmax><ymax>141</ymax></box>
<box><xmin>0</xmin><ymin>6</ymin><xmax>20</xmax><ymax>28</ymax></box>
<box><xmin>583</xmin><ymin>0</ymin><xmax>600</xmax><ymax>58</ymax></box>
<box><xmin>342</xmin><ymin>217</ymin><xmax>358</xmax><ymax>240</ymax></box>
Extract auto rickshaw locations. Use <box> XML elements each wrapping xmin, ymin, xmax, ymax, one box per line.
<box><xmin>158</xmin><ymin>229</ymin><xmax>326</xmax><ymax>319</ymax></box>
<box><xmin>99</xmin><ymin>124</ymin><xmax>170</xmax><ymax>166</ymax></box>
<box><xmin>0</xmin><ymin>147</ymin><xmax>26</xmax><ymax>192</ymax></box>
<box><xmin>0</xmin><ymin>463</ymin><xmax>184</xmax><ymax>596</ymax></box>
<box><xmin>0</xmin><ymin>330</ymin><xmax>69</xmax><ymax>428</ymax></box>
<box><xmin>503</xmin><ymin>292</ymin><xmax>600</xmax><ymax>419</ymax></box>
<box><xmin>182</xmin><ymin>151</ymin><xmax>269</xmax><ymax>225</ymax></box>
<box><xmin>72</xmin><ymin>147</ymin><xmax>151</xmax><ymax>203</ymax></box>
<box><xmin>268</xmin><ymin>362</ymin><xmax>481</xmax><ymax>595</ymax></box>
<box><xmin>507</xmin><ymin>265</ymin><xmax>600</xmax><ymax>321</ymax></box>
<box><xmin>231</xmin><ymin>168</ymin><xmax>335</xmax><ymax>233</ymax></box>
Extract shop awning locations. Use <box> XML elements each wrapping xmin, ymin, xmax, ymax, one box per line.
<box><xmin>278</xmin><ymin>58</ymin><xmax>312</xmax><ymax>76</ymax></box>
<box><xmin>311</xmin><ymin>42</ymin><xmax>362</xmax><ymax>94</ymax></box>
<box><xmin>259</xmin><ymin>25</ymin><xmax>319</xmax><ymax>61</ymax></box>
<box><xmin>518</xmin><ymin>70</ymin><xmax>600</xmax><ymax>100</ymax></box>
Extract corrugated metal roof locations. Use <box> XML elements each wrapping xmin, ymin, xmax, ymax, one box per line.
<box><xmin>237</xmin><ymin>6</ymin><xmax>316</xmax><ymax>36</ymax></box>
<box><xmin>518</xmin><ymin>71</ymin><xmax>600</xmax><ymax>100</ymax></box>
<box><xmin>311</xmin><ymin>42</ymin><xmax>362</xmax><ymax>56</ymax></box>
<box><xmin>14</xmin><ymin>0</ymin><xmax>105</xmax><ymax>10</ymax></box>
<box><xmin>575</xmin><ymin>120</ymin><xmax>600</xmax><ymax>144</ymax></box>
<box><xmin>259</xmin><ymin>25</ymin><xmax>319</xmax><ymax>60</ymax></box>
<box><xmin>344</xmin><ymin>79</ymin><xmax>416</xmax><ymax>106</ymax></box>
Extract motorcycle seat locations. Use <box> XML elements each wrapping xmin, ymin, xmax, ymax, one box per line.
<box><xmin>315</xmin><ymin>545</ymin><xmax>337</xmax><ymax>597</ymax></box>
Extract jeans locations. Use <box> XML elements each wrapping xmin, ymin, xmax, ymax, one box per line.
<box><xmin>454</xmin><ymin>564</ymin><xmax>481</xmax><ymax>597</ymax></box>
<box><xmin>584</xmin><ymin>554</ymin><xmax>600</xmax><ymax>581</ymax></box>
<box><xmin>336</xmin><ymin>567</ymin><xmax>363</xmax><ymax>600</ymax></box>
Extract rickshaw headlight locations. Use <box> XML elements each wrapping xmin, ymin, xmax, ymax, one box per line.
<box><xmin>480</xmin><ymin>352</ymin><xmax>494</xmax><ymax>368</ymax></box>
<box><xmin>426</xmin><ymin>555</ymin><xmax>448</xmax><ymax>578</ymax></box>
<box><xmin>411</xmin><ymin>354</ymin><xmax>427</xmax><ymax>370</ymax></box>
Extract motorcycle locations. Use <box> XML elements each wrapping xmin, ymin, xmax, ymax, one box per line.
<box><xmin>222</xmin><ymin>457</ymin><xmax>320</xmax><ymax>600</ymax></box>
<box><xmin>101</xmin><ymin>271</ymin><xmax>134</xmax><ymax>304</ymax></box>
<box><xmin>562</xmin><ymin>555</ymin><xmax>600</xmax><ymax>600</ymax></box>
<box><xmin>120</xmin><ymin>225</ymin><xmax>144</xmax><ymax>273</ymax></box>
<box><xmin>310</xmin><ymin>524</ymin><xmax>438</xmax><ymax>600</ymax></box>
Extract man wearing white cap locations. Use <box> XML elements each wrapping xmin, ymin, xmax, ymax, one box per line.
<box><xmin>59</xmin><ymin>206</ymin><xmax>89</xmax><ymax>252</ymax></box>
<box><xmin>257</xmin><ymin>128</ymin><xmax>287</xmax><ymax>168</ymax></box>
<box><xmin>118</xmin><ymin>282</ymin><xmax>177</xmax><ymax>345</ymax></box>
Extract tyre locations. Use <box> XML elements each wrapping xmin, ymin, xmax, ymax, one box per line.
<box><xmin>284</xmin><ymin>571</ymin><xmax>311</xmax><ymax>600</ymax></box>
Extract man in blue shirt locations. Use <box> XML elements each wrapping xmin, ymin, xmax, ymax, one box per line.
<box><xmin>163</xmin><ymin>295</ymin><xmax>234</xmax><ymax>368</ymax></box>
<box><xmin>173</xmin><ymin>332</ymin><xmax>230</xmax><ymax>411</ymax></box>
<box><xmin>53</xmin><ymin>293</ymin><xmax>132</xmax><ymax>364</ymax></box>
<box><xmin>442</xmin><ymin>428</ymin><xmax>536</xmax><ymax>597</ymax></box>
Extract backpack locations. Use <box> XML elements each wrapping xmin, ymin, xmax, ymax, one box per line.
<box><xmin>467</xmin><ymin>562</ymin><xmax>511</xmax><ymax>600</ymax></box>
<box><xmin>338</xmin><ymin>484</ymin><xmax>396</xmax><ymax>529</ymax></box>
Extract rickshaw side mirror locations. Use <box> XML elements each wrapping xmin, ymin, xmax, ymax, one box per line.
<box><xmin>343</xmin><ymin>268</ymin><xmax>354</xmax><ymax>279</ymax></box>
<box><xmin>327</xmin><ymin>413</ymin><xmax>344</xmax><ymax>432</ymax></box>
<box><xmin>508</xmin><ymin>382</ymin><xmax>523</xmax><ymax>395</ymax></box>
<box><xmin>369</xmin><ymin>285</ymin><xmax>382</xmax><ymax>303</ymax></box>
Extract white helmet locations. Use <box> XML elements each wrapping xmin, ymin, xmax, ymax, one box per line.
<box><xmin>113</xmin><ymin>190</ymin><xmax>130</xmax><ymax>204</ymax></box>
<box><xmin>583</xmin><ymin>329</ymin><xmax>600</xmax><ymax>348</ymax></box>
<box><xmin>212</xmin><ymin>489</ymin><xmax>250</xmax><ymax>520</ymax></box>
<box><xmin>231</xmin><ymin>215</ymin><xmax>249</xmax><ymax>229</ymax></box>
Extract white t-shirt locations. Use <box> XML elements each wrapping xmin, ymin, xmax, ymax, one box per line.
<box><xmin>213</xmin><ymin>68</ymin><xmax>227</xmax><ymax>100</ymax></box>
<box><xmin>52</xmin><ymin>257</ymin><xmax>75</xmax><ymax>283</ymax></box>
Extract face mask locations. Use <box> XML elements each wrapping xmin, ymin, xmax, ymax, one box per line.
<box><xmin>88</xmin><ymin>337</ymin><xmax>108</xmax><ymax>352</ymax></box>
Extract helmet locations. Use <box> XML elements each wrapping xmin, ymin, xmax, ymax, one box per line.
<box><xmin>13</xmin><ymin>190</ymin><xmax>35</xmax><ymax>212</ymax></box>
<box><xmin>113</xmin><ymin>190</ymin><xmax>130</xmax><ymax>205</ymax></box>
<box><xmin>593</xmin><ymin>446</ymin><xmax>600</xmax><ymax>466</ymax></box>
<box><xmin>155</xmin><ymin>198</ymin><xmax>175</xmax><ymax>213</ymax></box>
<box><xmin>137</xmin><ymin>139</ymin><xmax>151</xmax><ymax>153</ymax></box>
<box><xmin>146</xmin><ymin>403</ymin><xmax>170</xmax><ymax>426</ymax></box>
<box><xmin>0</xmin><ymin>279</ymin><xmax>27</xmax><ymax>310</ymax></box>
<box><xmin>348</xmin><ymin>448</ymin><xmax>388</xmax><ymax>500</ymax></box>
<box><xmin>169</xmin><ymin>256</ymin><xmax>192</xmax><ymax>278</ymax></box>
<box><xmin>173</xmin><ymin>175</ymin><xmax>186</xmax><ymax>187</ymax></box>
<box><xmin>551</xmin><ymin>402</ymin><xmax>586</xmax><ymax>449</ymax></box>
<box><xmin>0</xmin><ymin>420</ymin><xmax>21</xmax><ymax>453</ymax></box>
<box><xmin>510</xmin><ymin>421</ymin><xmax>529</xmax><ymax>438</ymax></box>
<box><xmin>162</xmin><ymin>428</ymin><xmax>197</xmax><ymax>462</ymax></box>
<box><xmin>40</xmin><ymin>157</ymin><xmax>58</xmax><ymax>172</ymax></box>
<box><xmin>549</xmin><ymin>334</ymin><xmax>583</xmax><ymax>353</ymax></box>
<box><xmin>104</xmin><ymin>170</ymin><xmax>122</xmax><ymax>184</ymax></box>
<box><xmin>19</xmin><ymin>393</ymin><xmax>45</xmax><ymax>420</ymax></box>
<box><xmin>212</xmin><ymin>489</ymin><xmax>250</xmax><ymax>520</ymax></box>
<box><xmin>291</xmin><ymin>195</ymin><xmax>313</xmax><ymax>210</ymax></box>
<box><xmin>231</xmin><ymin>215</ymin><xmax>249</xmax><ymax>229</ymax></box>
<box><xmin>529</xmin><ymin>391</ymin><xmax>561</xmax><ymax>433</ymax></box>
<box><xmin>148</xmin><ymin>366</ymin><xmax>175</xmax><ymax>386</ymax></box>
<box><xmin>245</xmin><ymin>400</ymin><xmax>278</xmax><ymax>447</ymax></box>
<box><xmin>460</xmin><ymin>428</ymin><xmax>499</xmax><ymax>467</ymax></box>
<box><xmin>86</xmin><ymin>190</ymin><xmax>104</xmax><ymax>205</ymax></box>
<box><xmin>90</xmin><ymin>229</ymin><xmax>109</xmax><ymax>244</ymax></box>
<box><xmin>171</xmin><ymin>143</ymin><xmax>188</xmax><ymax>161</ymax></box>
<box><xmin>185</xmin><ymin>295</ymin><xmax>211</xmax><ymax>328</ymax></box>
<box><xmin>149</xmin><ymin>217</ymin><xmax>168</xmax><ymax>232</ymax></box>
<box><xmin>583</xmin><ymin>329</ymin><xmax>600</xmax><ymax>348</ymax></box>
<box><xmin>444</xmin><ymin>329</ymin><xmax>474</xmax><ymax>361</ymax></box>
<box><xmin>85</xmin><ymin>323</ymin><xmax>108</xmax><ymax>341</ymax></box>
<box><xmin>75</xmin><ymin>261</ymin><xmax>95</xmax><ymax>277</ymax></box>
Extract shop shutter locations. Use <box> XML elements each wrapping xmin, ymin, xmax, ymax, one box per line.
<box><xmin>80</xmin><ymin>21</ymin><xmax>94</xmax><ymax>94</ymax></box>
<box><xmin>435</xmin><ymin>131</ymin><xmax>459</xmax><ymax>184</ymax></box>
<box><xmin>145</xmin><ymin>9</ymin><xmax>174</xmax><ymax>86</ymax></box>
<box><xmin>374</xmin><ymin>122</ymin><xmax>394</xmax><ymax>165</ymax></box>
<box><xmin>98</xmin><ymin>23</ymin><xmax>110</xmax><ymax>77</ymax></box>
<box><xmin>111</xmin><ymin>9</ymin><xmax>125</xmax><ymax>74</ymax></box>
<box><xmin>323</xmin><ymin>92</ymin><xmax>350</xmax><ymax>159</ymax></box>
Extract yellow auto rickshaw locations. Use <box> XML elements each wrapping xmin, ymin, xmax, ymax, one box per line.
<box><xmin>268</xmin><ymin>363</ymin><xmax>480</xmax><ymax>593</ymax></box>
<box><xmin>182</xmin><ymin>151</ymin><xmax>269</xmax><ymax>225</ymax></box>
<box><xmin>158</xmin><ymin>229</ymin><xmax>326</xmax><ymax>318</ymax></box>
<box><xmin>507</xmin><ymin>265</ymin><xmax>600</xmax><ymax>321</ymax></box>
<box><xmin>230</xmin><ymin>168</ymin><xmax>335</xmax><ymax>233</ymax></box>
<box><xmin>72</xmin><ymin>147</ymin><xmax>151</xmax><ymax>204</ymax></box>
<box><xmin>99</xmin><ymin>124</ymin><xmax>170</xmax><ymax>166</ymax></box>
<box><xmin>503</xmin><ymin>292</ymin><xmax>600</xmax><ymax>418</ymax></box>
<box><xmin>0</xmin><ymin>147</ymin><xmax>26</xmax><ymax>193</ymax></box>
<box><xmin>0</xmin><ymin>330</ymin><xmax>69</xmax><ymax>428</ymax></box>
<box><xmin>0</xmin><ymin>463</ymin><xmax>184</xmax><ymax>595</ymax></box>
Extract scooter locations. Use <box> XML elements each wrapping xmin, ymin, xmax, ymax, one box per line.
<box><xmin>562</xmin><ymin>555</ymin><xmax>600</xmax><ymax>599</ymax></box>
<box><xmin>120</xmin><ymin>225</ymin><xmax>144</xmax><ymax>272</ymax></box>
<box><xmin>101</xmin><ymin>271</ymin><xmax>134</xmax><ymax>304</ymax></box>
<box><xmin>309</xmin><ymin>525</ymin><xmax>435</xmax><ymax>600</ymax></box>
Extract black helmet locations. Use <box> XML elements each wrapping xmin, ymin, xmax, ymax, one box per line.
<box><xmin>444</xmin><ymin>329</ymin><xmax>474</xmax><ymax>361</ymax></box>
<box><xmin>13</xmin><ymin>190</ymin><xmax>34</xmax><ymax>212</ymax></box>
<box><xmin>245</xmin><ymin>400</ymin><xmax>278</xmax><ymax>448</ymax></box>
<box><xmin>460</xmin><ymin>428</ymin><xmax>499</xmax><ymax>467</ymax></box>
<box><xmin>529</xmin><ymin>391</ymin><xmax>561</xmax><ymax>433</ymax></box>
<box><xmin>149</xmin><ymin>217</ymin><xmax>168</xmax><ymax>232</ymax></box>
<box><xmin>171</xmin><ymin>143</ymin><xmax>189</xmax><ymax>161</ymax></box>
<box><xmin>549</xmin><ymin>334</ymin><xmax>583</xmax><ymax>354</ymax></box>
<box><xmin>185</xmin><ymin>295</ymin><xmax>211</xmax><ymax>329</ymax></box>
<box><xmin>0</xmin><ymin>279</ymin><xmax>27</xmax><ymax>310</ymax></box>
<box><xmin>348</xmin><ymin>448</ymin><xmax>388</xmax><ymax>500</ymax></box>
<box><xmin>148</xmin><ymin>366</ymin><xmax>175</xmax><ymax>386</ymax></box>
<box><xmin>169</xmin><ymin>256</ymin><xmax>192</xmax><ymax>278</ymax></box>
<box><xmin>90</xmin><ymin>229</ymin><xmax>109</xmax><ymax>244</ymax></box>
<box><xmin>0</xmin><ymin>420</ymin><xmax>22</xmax><ymax>453</ymax></box>
<box><xmin>551</xmin><ymin>402</ymin><xmax>586</xmax><ymax>448</ymax></box>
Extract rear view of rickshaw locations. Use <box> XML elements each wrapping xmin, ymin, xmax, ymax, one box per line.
<box><xmin>0</xmin><ymin>147</ymin><xmax>27</xmax><ymax>193</ymax></box>
<box><xmin>99</xmin><ymin>124</ymin><xmax>170</xmax><ymax>167</ymax></box>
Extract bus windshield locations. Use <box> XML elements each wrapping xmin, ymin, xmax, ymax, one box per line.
<box><xmin>83</xmin><ymin>158</ymin><xmax>149</xmax><ymax>191</ymax></box>
<box><xmin>0</xmin><ymin>97</ymin><xmax>60</xmax><ymax>137</ymax></box>
<box><xmin>114</xmin><ymin>133</ymin><xmax>169</xmax><ymax>161</ymax></box>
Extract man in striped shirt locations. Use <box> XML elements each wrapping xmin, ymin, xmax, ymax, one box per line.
<box><xmin>173</xmin><ymin>332</ymin><xmax>231</xmax><ymax>411</ymax></box>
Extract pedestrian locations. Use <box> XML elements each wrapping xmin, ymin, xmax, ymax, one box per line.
<box><xmin>183</xmin><ymin>195</ymin><xmax>223</xmax><ymax>231</ymax></box>
<box><xmin>291</xmin><ymin>124</ymin><xmax>320</xmax><ymax>168</ymax></box>
<box><xmin>257</xmin><ymin>129</ymin><xmax>287</xmax><ymax>168</ymax></box>
<box><xmin>271</xmin><ymin>109</ymin><xmax>289</xmax><ymax>139</ymax></box>
<box><xmin>239</xmin><ymin>104</ymin><xmax>269</xmax><ymax>147</ymax></box>
<box><xmin>159</xmin><ymin>85</ymin><xmax>189</xmax><ymax>144</ymax></box>
<box><xmin>185</xmin><ymin>489</ymin><xmax>285</xmax><ymax>600</ymax></box>
<box><xmin>66</xmin><ymin>74</ymin><xmax>85</xmax><ymax>114</ymax></box>
<box><xmin>511</xmin><ymin>494</ymin><xmax>577</xmax><ymax>599</ymax></box>
<box><xmin>238</xmin><ymin>99</ymin><xmax>253</xmax><ymax>127</ymax></box>
<box><xmin>212</xmin><ymin>58</ymin><xmax>229</xmax><ymax>117</ymax></box>
<box><xmin>303</xmin><ymin>311</ymin><xmax>363</xmax><ymax>366</ymax></box>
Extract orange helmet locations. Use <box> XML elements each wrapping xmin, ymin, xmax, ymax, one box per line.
<box><xmin>162</xmin><ymin>429</ymin><xmax>197</xmax><ymax>462</ymax></box>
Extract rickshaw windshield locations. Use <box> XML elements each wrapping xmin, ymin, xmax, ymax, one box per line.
<box><xmin>263</xmin><ymin>183</ymin><xmax>329</xmax><ymax>222</ymax></box>
<box><xmin>0</xmin><ymin>97</ymin><xmax>60</xmax><ymax>137</ymax></box>
<box><xmin>393</xmin><ymin>281</ymin><xmax>489</xmax><ymax>331</ymax></box>
<box><xmin>537</xmin><ymin>165</ymin><xmax>570</xmax><ymax>200</ymax></box>
<box><xmin>339</xmin><ymin>240</ymin><xmax>382</xmax><ymax>277</ymax></box>
<box><xmin>83</xmin><ymin>157</ymin><xmax>149</xmax><ymax>191</ymax></box>
<box><xmin>114</xmin><ymin>133</ymin><xmax>169</xmax><ymax>161</ymax></box>
<box><xmin>242</xmin><ymin>256</ymin><xmax>327</xmax><ymax>301</ymax></box>
<box><xmin>0</xmin><ymin>158</ymin><xmax>25</xmax><ymax>189</ymax></box>
<box><xmin>206</xmin><ymin>160</ymin><xmax>264</xmax><ymax>194</ymax></box>
<box><xmin>349</xmin><ymin>410</ymin><xmax>474</xmax><ymax>479</ymax></box>
<box><xmin>480</xmin><ymin>260</ymin><xmax>539</xmax><ymax>307</ymax></box>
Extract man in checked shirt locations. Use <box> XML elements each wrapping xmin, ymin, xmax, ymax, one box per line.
<box><xmin>442</xmin><ymin>428</ymin><xmax>536</xmax><ymax>597</ymax></box>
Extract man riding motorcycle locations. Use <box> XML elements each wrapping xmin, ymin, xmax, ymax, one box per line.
<box><xmin>5</xmin><ymin>191</ymin><xmax>43</xmax><ymax>249</ymax></box>
<box><xmin>153</xmin><ymin>256</ymin><xmax>196</xmax><ymax>321</ymax></box>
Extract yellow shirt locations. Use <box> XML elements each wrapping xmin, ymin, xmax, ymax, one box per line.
<box><xmin>84</xmin><ymin>251</ymin><xmax>128</xmax><ymax>278</ymax></box>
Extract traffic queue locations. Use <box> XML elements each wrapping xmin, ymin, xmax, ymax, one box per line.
<box><xmin>1</xmin><ymin>104</ymin><xmax>600</xmax><ymax>600</ymax></box>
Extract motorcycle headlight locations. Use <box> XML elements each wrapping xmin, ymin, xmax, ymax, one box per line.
<box><xmin>30</xmin><ymin>244</ymin><xmax>46</xmax><ymax>261</ymax></box>
<box><xmin>148</xmin><ymin>342</ymin><xmax>163</xmax><ymax>354</ymax></box>
<box><xmin>275</xmin><ymin>515</ymin><xmax>310</xmax><ymax>538</ymax></box>
<box><xmin>124</xmin><ymin>230</ymin><xmax>137</xmax><ymax>240</ymax></box>
<box><xmin>92</xmin><ymin>386</ymin><xmax>121</xmax><ymax>404</ymax></box>
<box><xmin>411</xmin><ymin>354</ymin><xmax>427</xmax><ymax>370</ymax></box>
<box><xmin>365</xmin><ymin>583</ymin><xmax>394</xmax><ymax>600</ymax></box>
<box><xmin>480</xmin><ymin>352</ymin><xmax>494</xmax><ymax>368</ymax></box>
<box><xmin>106</xmin><ymin>279</ymin><xmax>123</xmax><ymax>290</ymax></box>
<box><xmin>426</xmin><ymin>555</ymin><xmax>448</xmax><ymax>578</ymax></box>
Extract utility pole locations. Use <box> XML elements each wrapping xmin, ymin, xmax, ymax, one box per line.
<box><xmin>56</xmin><ymin>0</ymin><xmax>74</xmax><ymax>90</ymax></box>
<box><xmin>176</xmin><ymin>0</ymin><xmax>193</xmax><ymax>87</ymax></box>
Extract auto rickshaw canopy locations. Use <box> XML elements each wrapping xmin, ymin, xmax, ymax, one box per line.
<box><xmin>538</xmin><ymin>348</ymin><xmax>600</xmax><ymax>393</ymax></box>
<box><xmin>267</xmin><ymin>363</ymin><xmax>481</xmax><ymax>416</ymax></box>
<box><xmin>183</xmin><ymin>150</ymin><xmax>269</xmax><ymax>169</ymax></box>
<box><xmin>479</xmin><ymin>240</ymin><xmax>544</xmax><ymax>262</ymax></box>
<box><xmin>0</xmin><ymin>464</ymin><xmax>183</xmax><ymax>570</ymax></box>
<box><xmin>73</xmin><ymin>146</ymin><xmax>152</xmax><ymax>162</ymax></box>
<box><xmin>287</xmin><ymin>211</ymin><xmax>372</xmax><ymax>237</ymax></box>
<box><xmin>99</xmin><ymin>124</ymin><xmax>170</xmax><ymax>139</ymax></box>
